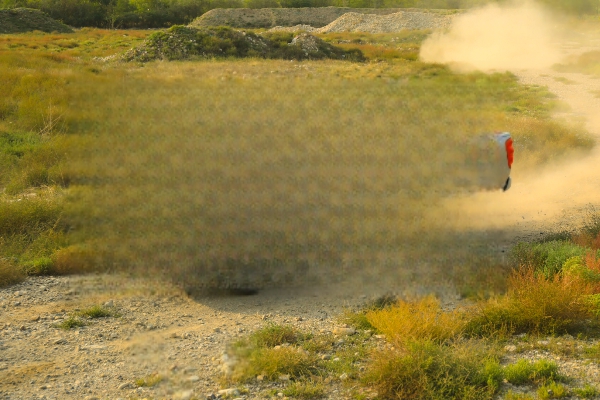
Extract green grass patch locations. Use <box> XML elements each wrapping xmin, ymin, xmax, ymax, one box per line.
<box><xmin>250</xmin><ymin>324</ymin><xmax>302</xmax><ymax>347</ymax></box>
<box><xmin>572</xmin><ymin>384</ymin><xmax>599</xmax><ymax>398</ymax></box>
<box><xmin>76</xmin><ymin>304</ymin><xmax>117</xmax><ymax>319</ymax></box>
<box><xmin>282</xmin><ymin>380</ymin><xmax>325</xmax><ymax>399</ymax></box>
<box><xmin>503</xmin><ymin>359</ymin><xmax>560</xmax><ymax>386</ymax></box>
<box><xmin>54</xmin><ymin>316</ymin><xmax>86</xmax><ymax>330</ymax></box>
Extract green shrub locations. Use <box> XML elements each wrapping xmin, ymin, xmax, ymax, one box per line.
<box><xmin>23</xmin><ymin>256</ymin><xmax>54</xmax><ymax>275</ymax></box>
<box><xmin>511</xmin><ymin>241</ymin><xmax>589</xmax><ymax>278</ymax></box>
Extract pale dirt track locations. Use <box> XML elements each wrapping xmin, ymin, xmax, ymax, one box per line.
<box><xmin>439</xmin><ymin>41</ymin><xmax>600</xmax><ymax>243</ymax></box>
<box><xmin>2</xmin><ymin>35</ymin><xmax>600</xmax><ymax>400</ymax></box>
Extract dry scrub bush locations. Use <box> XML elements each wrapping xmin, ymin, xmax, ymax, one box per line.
<box><xmin>466</xmin><ymin>267</ymin><xmax>600</xmax><ymax>336</ymax></box>
<box><xmin>363</xmin><ymin>340</ymin><xmax>501</xmax><ymax>400</ymax></box>
<box><xmin>0</xmin><ymin>258</ymin><xmax>25</xmax><ymax>287</ymax></box>
<box><xmin>366</xmin><ymin>296</ymin><xmax>465</xmax><ymax>344</ymax></box>
<box><xmin>51</xmin><ymin>245</ymin><xmax>101</xmax><ymax>275</ymax></box>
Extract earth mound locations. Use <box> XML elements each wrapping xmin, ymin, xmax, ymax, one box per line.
<box><xmin>122</xmin><ymin>25</ymin><xmax>365</xmax><ymax>62</ymax></box>
<box><xmin>190</xmin><ymin>6</ymin><xmax>406</xmax><ymax>29</ymax></box>
<box><xmin>0</xmin><ymin>8</ymin><xmax>73</xmax><ymax>34</ymax></box>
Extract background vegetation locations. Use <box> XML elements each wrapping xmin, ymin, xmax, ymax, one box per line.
<box><xmin>0</xmin><ymin>0</ymin><xmax>597</xmax><ymax>29</ymax></box>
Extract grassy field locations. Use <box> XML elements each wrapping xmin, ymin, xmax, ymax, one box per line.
<box><xmin>0</xmin><ymin>27</ymin><xmax>595</xmax><ymax>289</ymax></box>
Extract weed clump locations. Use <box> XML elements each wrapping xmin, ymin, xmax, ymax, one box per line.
<box><xmin>363</xmin><ymin>340</ymin><xmax>502</xmax><ymax>400</ymax></box>
<box><xmin>122</xmin><ymin>25</ymin><xmax>364</xmax><ymax>63</ymax></box>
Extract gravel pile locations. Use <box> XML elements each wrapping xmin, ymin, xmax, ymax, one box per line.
<box><xmin>315</xmin><ymin>10</ymin><xmax>456</xmax><ymax>33</ymax></box>
<box><xmin>191</xmin><ymin>7</ymin><xmax>406</xmax><ymax>29</ymax></box>
<box><xmin>267</xmin><ymin>10</ymin><xmax>457</xmax><ymax>34</ymax></box>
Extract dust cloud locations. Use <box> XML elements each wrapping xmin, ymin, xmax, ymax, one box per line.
<box><xmin>419</xmin><ymin>1</ymin><xmax>562</xmax><ymax>72</ymax></box>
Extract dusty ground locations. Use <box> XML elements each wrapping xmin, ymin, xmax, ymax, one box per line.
<box><xmin>2</xmin><ymin>17</ymin><xmax>600</xmax><ymax>400</ymax></box>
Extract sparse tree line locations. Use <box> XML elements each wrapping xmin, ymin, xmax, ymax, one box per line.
<box><xmin>0</xmin><ymin>0</ymin><xmax>597</xmax><ymax>29</ymax></box>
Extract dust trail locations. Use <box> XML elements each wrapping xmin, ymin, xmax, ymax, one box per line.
<box><xmin>420</xmin><ymin>0</ymin><xmax>562</xmax><ymax>72</ymax></box>
<box><xmin>423</xmin><ymin>5</ymin><xmax>600</xmax><ymax>242</ymax></box>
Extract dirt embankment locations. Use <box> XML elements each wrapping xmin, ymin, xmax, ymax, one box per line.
<box><xmin>190</xmin><ymin>7</ymin><xmax>454</xmax><ymax>29</ymax></box>
<box><xmin>0</xmin><ymin>8</ymin><xmax>73</xmax><ymax>34</ymax></box>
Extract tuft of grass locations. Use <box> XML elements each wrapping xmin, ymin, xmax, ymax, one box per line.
<box><xmin>250</xmin><ymin>324</ymin><xmax>301</xmax><ymax>348</ymax></box>
<box><xmin>55</xmin><ymin>316</ymin><xmax>86</xmax><ymax>330</ymax></box>
<box><xmin>536</xmin><ymin>381</ymin><xmax>568</xmax><ymax>399</ymax></box>
<box><xmin>135</xmin><ymin>373</ymin><xmax>163</xmax><ymax>387</ymax></box>
<box><xmin>363</xmin><ymin>339</ymin><xmax>502</xmax><ymax>400</ymax></box>
<box><xmin>282</xmin><ymin>380</ymin><xmax>326</xmax><ymax>399</ymax></box>
<box><xmin>0</xmin><ymin>258</ymin><xmax>25</xmax><ymax>287</ymax></box>
<box><xmin>572</xmin><ymin>384</ymin><xmax>599</xmax><ymax>398</ymax></box>
<box><xmin>76</xmin><ymin>304</ymin><xmax>117</xmax><ymax>319</ymax></box>
<box><xmin>366</xmin><ymin>295</ymin><xmax>465</xmax><ymax>344</ymax></box>
<box><xmin>242</xmin><ymin>346</ymin><xmax>318</xmax><ymax>381</ymax></box>
<box><xmin>503</xmin><ymin>359</ymin><xmax>560</xmax><ymax>386</ymax></box>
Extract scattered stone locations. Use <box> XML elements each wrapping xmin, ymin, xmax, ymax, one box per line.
<box><xmin>188</xmin><ymin>375</ymin><xmax>200</xmax><ymax>382</ymax></box>
<box><xmin>53</xmin><ymin>338</ymin><xmax>67</xmax><ymax>345</ymax></box>
<box><xmin>333</xmin><ymin>327</ymin><xmax>355</xmax><ymax>336</ymax></box>
<box><xmin>218</xmin><ymin>388</ymin><xmax>240</xmax><ymax>397</ymax></box>
<box><xmin>118</xmin><ymin>382</ymin><xmax>133</xmax><ymax>390</ymax></box>
<box><xmin>176</xmin><ymin>390</ymin><xmax>194</xmax><ymax>400</ymax></box>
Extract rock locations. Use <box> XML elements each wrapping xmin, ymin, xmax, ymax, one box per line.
<box><xmin>31</xmin><ymin>315</ymin><xmax>40</xmax><ymax>322</ymax></box>
<box><xmin>218</xmin><ymin>388</ymin><xmax>240</xmax><ymax>397</ymax></box>
<box><xmin>14</xmin><ymin>301</ymin><xmax>21</xmax><ymax>306</ymax></box>
<box><xmin>118</xmin><ymin>382</ymin><xmax>133</xmax><ymax>390</ymax></box>
<box><xmin>188</xmin><ymin>375</ymin><xmax>200</xmax><ymax>382</ymax></box>
<box><xmin>321</xmin><ymin>354</ymin><xmax>331</xmax><ymax>360</ymax></box>
<box><xmin>279</xmin><ymin>374</ymin><xmax>290</xmax><ymax>381</ymax></box>
<box><xmin>339</xmin><ymin>373</ymin><xmax>348</xmax><ymax>380</ymax></box>
<box><xmin>504</xmin><ymin>345</ymin><xmax>517</xmax><ymax>352</ymax></box>
<box><xmin>53</xmin><ymin>338</ymin><xmax>67</xmax><ymax>345</ymax></box>
<box><xmin>104</xmin><ymin>300</ymin><xmax>114</xmax><ymax>307</ymax></box>
<box><xmin>176</xmin><ymin>390</ymin><xmax>194</xmax><ymax>400</ymax></box>
<box><xmin>256</xmin><ymin>375</ymin><xmax>265</xmax><ymax>381</ymax></box>
<box><xmin>333</xmin><ymin>327</ymin><xmax>355</xmax><ymax>336</ymax></box>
